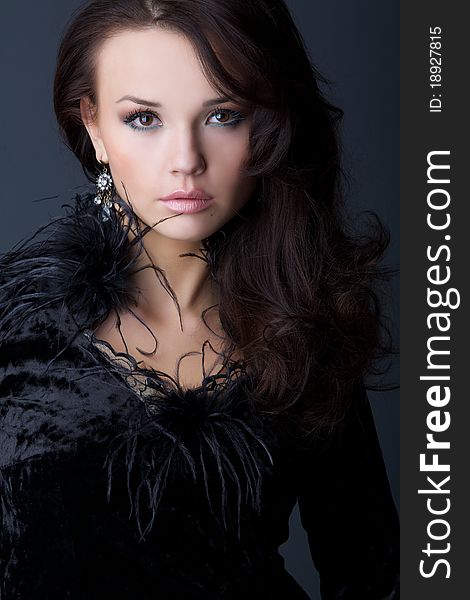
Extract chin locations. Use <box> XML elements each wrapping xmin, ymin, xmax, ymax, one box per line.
<box><xmin>155</xmin><ymin>217</ymin><xmax>225</xmax><ymax>241</ymax></box>
<box><xmin>154</xmin><ymin>226</ymin><xmax>217</xmax><ymax>244</ymax></box>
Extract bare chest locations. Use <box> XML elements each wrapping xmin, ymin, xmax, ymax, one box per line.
<box><xmin>91</xmin><ymin>309</ymin><xmax>238</xmax><ymax>390</ymax></box>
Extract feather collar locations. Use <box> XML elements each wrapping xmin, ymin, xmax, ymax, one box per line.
<box><xmin>0</xmin><ymin>190</ymin><xmax>281</xmax><ymax>541</ymax></box>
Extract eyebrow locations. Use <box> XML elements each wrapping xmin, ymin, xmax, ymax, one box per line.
<box><xmin>115</xmin><ymin>95</ymin><xmax>232</xmax><ymax>107</ymax></box>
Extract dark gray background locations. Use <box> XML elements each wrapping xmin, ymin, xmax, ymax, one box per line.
<box><xmin>0</xmin><ymin>1</ymin><xmax>399</xmax><ymax>598</ymax></box>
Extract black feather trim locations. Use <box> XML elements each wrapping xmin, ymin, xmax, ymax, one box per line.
<box><xmin>0</xmin><ymin>191</ymin><xmax>142</xmax><ymax>342</ymax></box>
<box><xmin>102</xmin><ymin>372</ymin><xmax>275</xmax><ymax>542</ymax></box>
<box><xmin>1</xmin><ymin>191</ymin><xmax>280</xmax><ymax>541</ymax></box>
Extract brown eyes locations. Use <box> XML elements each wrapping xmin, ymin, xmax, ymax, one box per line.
<box><xmin>123</xmin><ymin>106</ymin><xmax>246</xmax><ymax>132</ymax></box>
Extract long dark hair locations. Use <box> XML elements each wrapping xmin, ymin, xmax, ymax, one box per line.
<box><xmin>53</xmin><ymin>0</ymin><xmax>396</xmax><ymax>433</ymax></box>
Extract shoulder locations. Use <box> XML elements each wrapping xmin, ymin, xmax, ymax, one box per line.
<box><xmin>0</xmin><ymin>191</ymin><xmax>141</xmax><ymax>338</ymax></box>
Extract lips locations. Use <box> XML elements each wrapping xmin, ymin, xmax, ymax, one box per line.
<box><xmin>159</xmin><ymin>189</ymin><xmax>214</xmax><ymax>214</ymax></box>
<box><xmin>160</xmin><ymin>190</ymin><xmax>213</xmax><ymax>213</ymax></box>
<box><xmin>160</xmin><ymin>189</ymin><xmax>213</xmax><ymax>201</ymax></box>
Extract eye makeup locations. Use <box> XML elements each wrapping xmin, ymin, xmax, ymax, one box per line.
<box><xmin>122</xmin><ymin>105</ymin><xmax>246</xmax><ymax>132</ymax></box>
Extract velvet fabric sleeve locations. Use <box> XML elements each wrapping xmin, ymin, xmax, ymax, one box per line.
<box><xmin>295</xmin><ymin>381</ymin><xmax>400</xmax><ymax>599</ymax></box>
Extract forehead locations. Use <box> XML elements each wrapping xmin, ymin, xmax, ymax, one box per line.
<box><xmin>94</xmin><ymin>28</ymin><xmax>215</xmax><ymax>103</ymax></box>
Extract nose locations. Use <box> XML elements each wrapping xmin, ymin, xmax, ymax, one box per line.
<box><xmin>169</xmin><ymin>129</ymin><xmax>206</xmax><ymax>177</ymax></box>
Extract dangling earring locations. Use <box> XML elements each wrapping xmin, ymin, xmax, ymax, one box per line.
<box><xmin>94</xmin><ymin>161</ymin><xmax>114</xmax><ymax>221</ymax></box>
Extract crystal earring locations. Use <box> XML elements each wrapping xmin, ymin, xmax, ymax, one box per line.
<box><xmin>94</xmin><ymin>161</ymin><xmax>114</xmax><ymax>221</ymax></box>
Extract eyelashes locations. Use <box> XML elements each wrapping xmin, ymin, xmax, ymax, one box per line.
<box><xmin>123</xmin><ymin>105</ymin><xmax>246</xmax><ymax>132</ymax></box>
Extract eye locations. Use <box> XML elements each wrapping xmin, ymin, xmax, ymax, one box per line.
<box><xmin>123</xmin><ymin>109</ymin><xmax>161</xmax><ymax>131</ymax></box>
<box><xmin>207</xmin><ymin>106</ymin><xmax>245</xmax><ymax>127</ymax></box>
<box><xmin>123</xmin><ymin>106</ymin><xmax>246</xmax><ymax>132</ymax></box>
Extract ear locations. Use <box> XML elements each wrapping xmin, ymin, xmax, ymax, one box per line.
<box><xmin>80</xmin><ymin>96</ymin><xmax>109</xmax><ymax>164</ymax></box>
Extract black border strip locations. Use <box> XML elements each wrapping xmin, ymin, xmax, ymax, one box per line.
<box><xmin>401</xmin><ymin>2</ymin><xmax>468</xmax><ymax>597</ymax></box>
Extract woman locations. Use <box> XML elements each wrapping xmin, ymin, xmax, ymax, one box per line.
<box><xmin>0</xmin><ymin>0</ymin><xmax>399</xmax><ymax>598</ymax></box>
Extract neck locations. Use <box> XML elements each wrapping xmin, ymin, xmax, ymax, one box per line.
<box><xmin>128</xmin><ymin>226</ymin><xmax>218</xmax><ymax>328</ymax></box>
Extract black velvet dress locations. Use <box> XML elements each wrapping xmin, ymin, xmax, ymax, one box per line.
<box><xmin>0</xmin><ymin>193</ymin><xmax>399</xmax><ymax>599</ymax></box>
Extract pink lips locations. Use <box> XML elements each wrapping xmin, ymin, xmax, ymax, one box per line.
<box><xmin>159</xmin><ymin>189</ymin><xmax>214</xmax><ymax>214</ymax></box>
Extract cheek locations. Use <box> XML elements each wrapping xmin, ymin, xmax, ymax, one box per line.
<box><xmin>208</xmin><ymin>135</ymin><xmax>250</xmax><ymax>181</ymax></box>
<box><xmin>105</xmin><ymin>151</ymin><xmax>146</xmax><ymax>206</ymax></box>
<box><xmin>103</xmin><ymin>133</ymin><xmax>152</xmax><ymax>190</ymax></box>
<box><xmin>101</xmin><ymin>118</ymin><xmax>150</xmax><ymax>166</ymax></box>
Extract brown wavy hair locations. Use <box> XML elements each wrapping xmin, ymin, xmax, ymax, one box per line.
<box><xmin>53</xmin><ymin>0</ymin><xmax>396</xmax><ymax>433</ymax></box>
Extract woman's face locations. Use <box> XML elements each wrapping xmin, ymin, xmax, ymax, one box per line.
<box><xmin>81</xmin><ymin>28</ymin><xmax>257</xmax><ymax>243</ymax></box>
